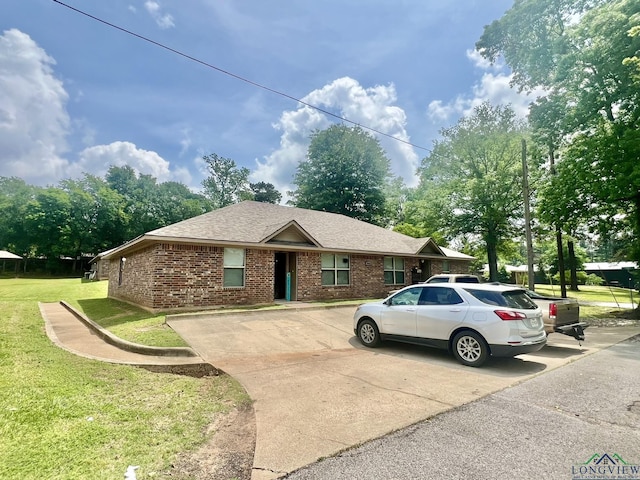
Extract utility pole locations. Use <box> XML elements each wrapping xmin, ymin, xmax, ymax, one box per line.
<box><xmin>522</xmin><ymin>139</ymin><xmax>535</xmax><ymax>290</ymax></box>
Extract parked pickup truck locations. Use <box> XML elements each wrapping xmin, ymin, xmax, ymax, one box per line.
<box><xmin>424</xmin><ymin>275</ymin><xmax>588</xmax><ymax>342</ymax></box>
<box><xmin>522</xmin><ymin>289</ymin><xmax>587</xmax><ymax>342</ymax></box>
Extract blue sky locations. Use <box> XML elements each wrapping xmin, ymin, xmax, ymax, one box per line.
<box><xmin>1</xmin><ymin>0</ymin><xmax>543</xmax><ymax>194</ymax></box>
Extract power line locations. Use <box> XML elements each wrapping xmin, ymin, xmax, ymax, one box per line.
<box><xmin>52</xmin><ymin>0</ymin><xmax>429</xmax><ymax>151</ymax></box>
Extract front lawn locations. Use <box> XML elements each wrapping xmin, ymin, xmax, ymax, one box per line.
<box><xmin>534</xmin><ymin>283</ymin><xmax>638</xmax><ymax>306</ymax></box>
<box><xmin>0</xmin><ymin>278</ymin><xmax>250</xmax><ymax>480</ymax></box>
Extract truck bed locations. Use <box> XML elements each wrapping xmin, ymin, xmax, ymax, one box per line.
<box><xmin>525</xmin><ymin>291</ymin><xmax>586</xmax><ymax>340</ymax></box>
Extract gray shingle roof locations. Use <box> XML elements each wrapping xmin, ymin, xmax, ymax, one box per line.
<box><xmin>107</xmin><ymin>201</ymin><xmax>472</xmax><ymax>259</ymax></box>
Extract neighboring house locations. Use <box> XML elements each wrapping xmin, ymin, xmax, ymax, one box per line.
<box><xmin>584</xmin><ymin>262</ymin><xmax>638</xmax><ymax>287</ymax></box>
<box><xmin>103</xmin><ymin>201</ymin><xmax>474</xmax><ymax>311</ymax></box>
<box><xmin>0</xmin><ymin>250</ymin><xmax>22</xmax><ymax>274</ymax></box>
<box><xmin>482</xmin><ymin>264</ymin><xmax>542</xmax><ymax>285</ymax></box>
<box><xmin>89</xmin><ymin>247</ymin><xmax>117</xmax><ymax>280</ymax></box>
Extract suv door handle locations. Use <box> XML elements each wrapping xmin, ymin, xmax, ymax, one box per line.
<box><xmin>449</xmin><ymin>308</ymin><xmax>462</xmax><ymax>312</ymax></box>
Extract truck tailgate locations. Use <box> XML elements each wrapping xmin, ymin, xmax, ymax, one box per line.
<box><xmin>554</xmin><ymin>300</ymin><xmax>580</xmax><ymax>326</ymax></box>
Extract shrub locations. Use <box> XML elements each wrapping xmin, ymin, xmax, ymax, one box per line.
<box><xmin>552</xmin><ymin>270</ymin><xmax>588</xmax><ymax>284</ymax></box>
<box><xmin>585</xmin><ymin>273</ymin><xmax>605</xmax><ymax>286</ymax></box>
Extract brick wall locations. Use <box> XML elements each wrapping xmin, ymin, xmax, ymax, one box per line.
<box><xmin>108</xmin><ymin>245</ymin><xmax>156</xmax><ymax>307</ymax></box>
<box><xmin>429</xmin><ymin>259</ymin><xmax>470</xmax><ymax>276</ymax></box>
<box><xmin>108</xmin><ymin>242</ymin><xmax>472</xmax><ymax>310</ymax></box>
<box><xmin>109</xmin><ymin>244</ymin><xmax>274</xmax><ymax>310</ymax></box>
<box><xmin>295</xmin><ymin>254</ymin><xmax>471</xmax><ymax>301</ymax></box>
<box><xmin>297</xmin><ymin>253</ymin><xmax>411</xmax><ymax>301</ymax></box>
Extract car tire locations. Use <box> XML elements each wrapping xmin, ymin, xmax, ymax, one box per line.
<box><xmin>452</xmin><ymin>330</ymin><xmax>488</xmax><ymax>367</ymax></box>
<box><xmin>357</xmin><ymin>318</ymin><xmax>381</xmax><ymax>348</ymax></box>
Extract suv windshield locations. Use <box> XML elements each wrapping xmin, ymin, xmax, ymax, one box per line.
<box><xmin>464</xmin><ymin>288</ymin><xmax>537</xmax><ymax>309</ymax></box>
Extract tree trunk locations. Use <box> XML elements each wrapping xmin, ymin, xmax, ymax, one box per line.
<box><xmin>556</xmin><ymin>227</ymin><xmax>567</xmax><ymax>298</ymax></box>
<box><xmin>635</xmin><ymin>193</ymin><xmax>640</xmax><ymax>267</ymax></box>
<box><xmin>549</xmin><ymin>147</ymin><xmax>567</xmax><ymax>298</ymax></box>
<box><xmin>568</xmin><ymin>240</ymin><xmax>579</xmax><ymax>291</ymax></box>
<box><xmin>634</xmin><ymin>194</ymin><xmax>640</xmax><ymax>312</ymax></box>
<box><xmin>487</xmin><ymin>241</ymin><xmax>499</xmax><ymax>282</ymax></box>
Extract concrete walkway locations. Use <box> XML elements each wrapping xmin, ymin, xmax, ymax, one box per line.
<box><xmin>40</xmin><ymin>301</ymin><xmax>210</xmax><ymax>369</ymax></box>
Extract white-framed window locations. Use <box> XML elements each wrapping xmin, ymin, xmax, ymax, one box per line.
<box><xmin>442</xmin><ymin>260</ymin><xmax>450</xmax><ymax>273</ymax></box>
<box><xmin>384</xmin><ymin>257</ymin><xmax>405</xmax><ymax>285</ymax></box>
<box><xmin>321</xmin><ymin>253</ymin><xmax>350</xmax><ymax>286</ymax></box>
<box><xmin>223</xmin><ymin>248</ymin><xmax>245</xmax><ymax>287</ymax></box>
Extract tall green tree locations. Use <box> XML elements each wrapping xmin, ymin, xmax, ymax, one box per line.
<box><xmin>623</xmin><ymin>25</ymin><xmax>640</xmax><ymax>79</ymax></box>
<box><xmin>412</xmin><ymin>103</ymin><xmax>535</xmax><ymax>281</ymax></box>
<box><xmin>249</xmin><ymin>181</ymin><xmax>282</xmax><ymax>204</ymax></box>
<box><xmin>24</xmin><ymin>187</ymin><xmax>73</xmax><ymax>270</ymax></box>
<box><xmin>59</xmin><ymin>175</ymin><xmax>129</xmax><ymax>257</ymax></box>
<box><xmin>477</xmin><ymin>0</ymin><xmax>640</xmax><ymax>266</ymax></box>
<box><xmin>290</xmin><ymin>125</ymin><xmax>393</xmax><ymax>225</ymax></box>
<box><xmin>201</xmin><ymin>154</ymin><xmax>251</xmax><ymax>209</ymax></box>
<box><xmin>155</xmin><ymin>181</ymin><xmax>212</xmax><ymax>224</ymax></box>
<box><xmin>1</xmin><ymin>169</ymin><xmax>211</xmax><ymax>274</ymax></box>
<box><xmin>106</xmin><ymin>165</ymin><xmax>210</xmax><ymax>238</ymax></box>
<box><xmin>0</xmin><ymin>177</ymin><xmax>39</xmax><ymax>256</ymax></box>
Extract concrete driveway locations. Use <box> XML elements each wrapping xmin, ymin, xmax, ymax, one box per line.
<box><xmin>166</xmin><ymin>305</ymin><xmax>640</xmax><ymax>480</ymax></box>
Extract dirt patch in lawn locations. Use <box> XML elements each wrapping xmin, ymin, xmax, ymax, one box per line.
<box><xmin>587</xmin><ymin>310</ymin><xmax>640</xmax><ymax>326</ymax></box>
<box><xmin>612</xmin><ymin>307</ymin><xmax>640</xmax><ymax>320</ymax></box>
<box><xmin>164</xmin><ymin>402</ymin><xmax>256</xmax><ymax>480</ymax></box>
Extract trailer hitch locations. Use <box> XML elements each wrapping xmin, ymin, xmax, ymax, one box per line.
<box><xmin>555</xmin><ymin>322</ymin><xmax>589</xmax><ymax>345</ymax></box>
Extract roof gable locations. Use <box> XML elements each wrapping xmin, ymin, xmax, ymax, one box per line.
<box><xmin>262</xmin><ymin>220</ymin><xmax>320</xmax><ymax>247</ymax></box>
<box><xmin>414</xmin><ymin>238</ymin><xmax>444</xmax><ymax>256</ymax></box>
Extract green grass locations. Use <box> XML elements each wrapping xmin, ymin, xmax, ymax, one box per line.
<box><xmin>0</xmin><ymin>278</ymin><xmax>250</xmax><ymax>480</ymax></box>
<box><xmin>76</xmin><ymin>290</ymin><xmax>189</xmax><ymax>348</ymax></box>
<box><xmin>579</xmin><ymin>305</ymin><xmax>623</xmax><ymax>319</ymax></box>
<box><xmin>534</xmin><ymin>283</ymin><xmax>639</xmax><ymax>305</ymax></box>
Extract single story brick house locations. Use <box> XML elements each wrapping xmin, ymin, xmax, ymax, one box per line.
<box><xmin>103</xmin><ymin>201</ymin><xmax>473</xmax><ymax>311</ymax></box>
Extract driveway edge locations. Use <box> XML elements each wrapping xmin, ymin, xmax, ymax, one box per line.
<box><xmin>60</xmin><ymin>300</ymin><xmax>199</xmax><ymax>357</ymax></box>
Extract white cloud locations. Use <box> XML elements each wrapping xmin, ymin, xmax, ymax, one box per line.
<box><xmin>466</xmin><ymin>48</ymin><xmax>499</xmax><ymax>71</ymax></box>
<box><xmin>178</xmin><ymin>128</ymin><xmax>192</xmax><ymax>157</ymax></box>
<box><xmin>0</xmin><ymin>29</ymin><xmax>71</xmax><ymax>185</ymax></box>
<box><xmin>252</xmin><ymin>77</ymin><xmax>420</xmax><ymax>196</ymax></box>
<box><xmin>144</xmin><ymin>1</ymin><xmax>175</xmax><ymax>29</ymax></box>
<box><xmin>427</xmin><ymin>50</ymin><xmax>547</xmax><ymax>124</ymax></box>
<box><xmin>75</xmin><ymin>141</ymin><xmax>188</xmax><ymax>184</ymax></box>
<box><xmin>0</xmin><ymin>29</ymin><xmax>194</xmax><ymax>188</ymax></box>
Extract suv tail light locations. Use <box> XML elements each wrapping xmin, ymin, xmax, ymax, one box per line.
<box><xmin>494</xmin><ymin>310</ymin><xmax>527</xmax><ymax>321</ymax></box>
<box><xmin>549</xmin><ymin>303</ymin><xmax>557</xmax><ymax>320</ymax></box>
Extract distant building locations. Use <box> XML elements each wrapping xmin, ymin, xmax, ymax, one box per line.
<box><xmin>584</xmin><ymin>262</ymin><xmax>638</xmax><ymax>287</ymax></box>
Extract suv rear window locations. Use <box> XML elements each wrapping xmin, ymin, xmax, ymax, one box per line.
<box><xmin>455</xmin><ymin>276</ymin><xmax>480</xmax><ymax>283</ymax></box>
<box><xmin>464</xmin><ymin>288</ymin><xmax>537</xmax><ymax>309</ymax></box>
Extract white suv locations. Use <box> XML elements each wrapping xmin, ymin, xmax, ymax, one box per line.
<box><xmin>354</xmin><ymin>283</ymin><xmax>546</xmax><ymax>367</ymax></box>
